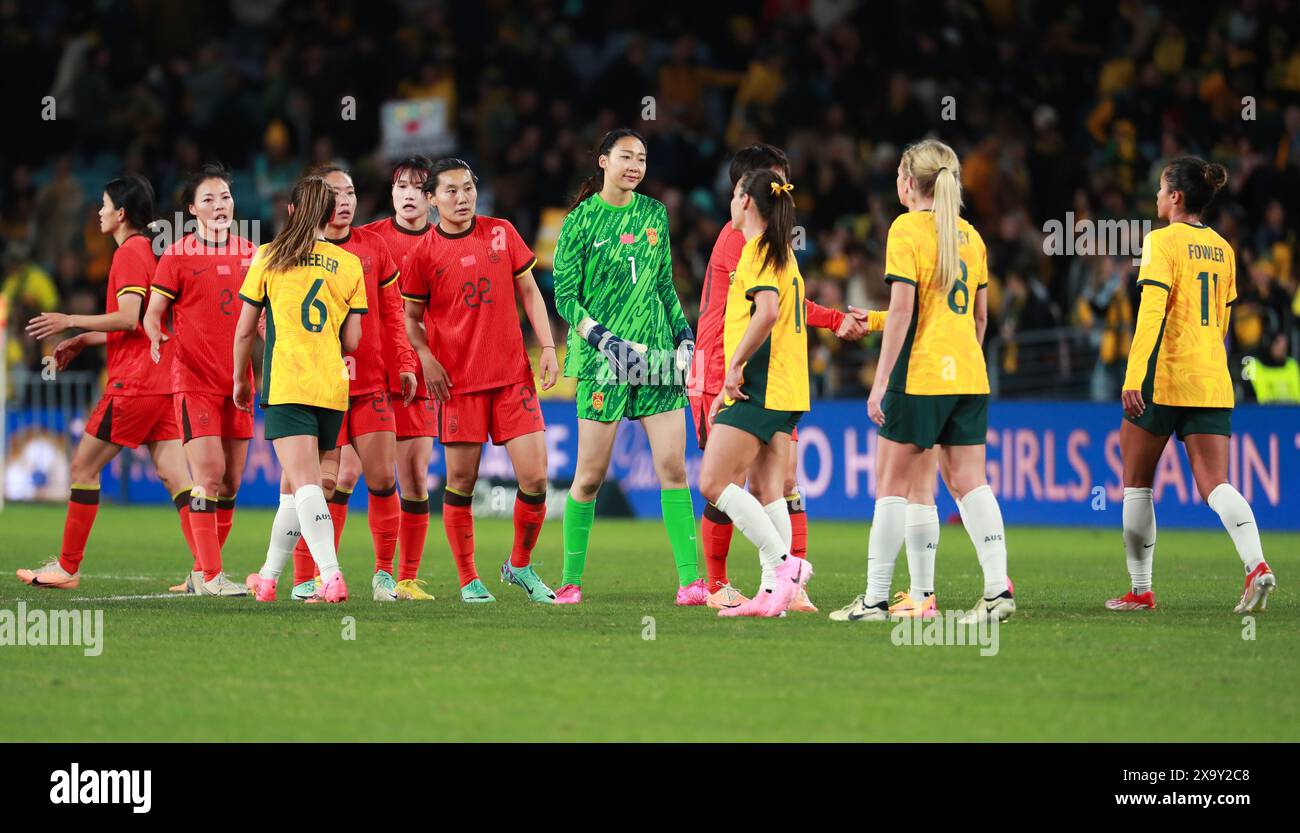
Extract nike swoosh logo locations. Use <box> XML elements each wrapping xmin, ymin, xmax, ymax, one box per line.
<box><xmin>1237</xmin><ymin>521</ymin><xmax>1253</xmax><ymax>527</ymax></box>
<box><xmin>31</xmin><ymin>576</ymin><xmax>56</xmax><ymax>586</ymax></box>
<box><xmin>594</xmin><ymin>239</ymin><xmax>609</xmax><ymax>248</ymax></box>
<box><xmin>1143</xmin><ymin>543</ymin><xmax>1154</xmax><ymax>549</ymax></box>
<box><xmin>846</xmin><ymin>610</ymin><xmax>867</xmax><ymax>621</ymax></box>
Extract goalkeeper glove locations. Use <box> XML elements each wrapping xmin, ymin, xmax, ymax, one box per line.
<box><xmin>674</xmin><ymin>326</ymin><xmax>695</xmax><ymax>377</ymax></box>
<box><xmin>586</xmin><ymin>323</ymin><xmax>649</xmax><ymax>383</ymax></box>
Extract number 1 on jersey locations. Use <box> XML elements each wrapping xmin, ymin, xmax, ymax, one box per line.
<box><xmin>628</xmin><ymin>255</ymin><xmax>637</xmax><ymax>285</ymax></box>
<box><xmin>1196</xmin><ymin>271</ymin><xmax>1219</xmax><ymax>327</ymax></box>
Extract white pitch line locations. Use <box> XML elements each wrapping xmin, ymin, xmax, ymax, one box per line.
<box><xmin>67</xmin><ymin>593</ymin><xmax>189</xmax><ymax>602</ymax></box>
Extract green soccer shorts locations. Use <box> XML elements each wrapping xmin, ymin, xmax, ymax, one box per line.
<box><xmin>575</xmin><ymin>379</ymin><xmax>687</xmax><ymax>422</ymax></box>
<box><xmin>879</xmin><ymin>391</ymin><xmax>988</xmax><ymax>449</ymax></box>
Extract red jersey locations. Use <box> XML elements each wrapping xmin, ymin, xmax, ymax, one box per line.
<box><xmin>152</xmin><ymin>233</ymin><xmax>256</xmax><ymax>397</ymax></box>
<box><xmin>400</xmin><ymin>216</ymin><xmax>537</xmax><ymax>394</ymax></box>
<box><xmin>692</xmin><ymin>224</ymin><xmax>844</xmax><ymax>395</ymax></box>
<box><xmin>328</xmin><ymin>226</ymin><xmax>417</xmax><ymax>396</ymax></box>
<box><xmin>105</xmin><ymin>233</ymin><xmax>170</xmax><ymax>396</ymax></box>
<box><xmin>358</xmin><ymin>216</ymin><xmax>435</xmax><ymax>392</ymax></box>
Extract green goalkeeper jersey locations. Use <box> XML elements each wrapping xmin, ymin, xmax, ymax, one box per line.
<box><xmin>554</xmin><ymin>192</ymin><xmax>689</xmax><ymax>380</ymax></box>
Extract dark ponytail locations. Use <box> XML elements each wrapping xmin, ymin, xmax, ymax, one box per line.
<box><xmin>738</xmin><ymin>169</ymin><xmax>796</xmax><ymax>275</ymax></box>
<box><xmin>569</xmin><ymin>127</ymin><xmax>646</xmax><ymax>210</ymax></box>
<box><xmin>1163</xmin><ymin>156</ymin><xmax>1229</xmax><ymax>216</ymax></box>
<box><xmin>103</xmin><ymin>174</ymin><xmax>156</xmax><ymax>232</ymax></box>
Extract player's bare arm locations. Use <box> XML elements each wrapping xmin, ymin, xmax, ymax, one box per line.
<box><xmin>402</xmin><ymin>299</ymin><xmax>451</xmax><ymax>401</ymax></box>
<box><xmin>231</xmin><ymin>301</ymin><xmax>260</xmax><ymax>412</ymax></box>
<box><xmin>867</xmin><ymin>280</ymin><xmax>916</xmax><ymax>426</ymax></box>
<box><xmin>516</xmin><ymin>268</ymin><xmax>559</xmax><ymax>390</ymax></box>
<box><xmin>142</xmin><ymin>289</ymin><xmax>173</xmax><ymax>364</ymax></box>
<box><xmin>27</xmin><ymin>291</ymin><xmax>144</xmax><ymax>340</ymax></box>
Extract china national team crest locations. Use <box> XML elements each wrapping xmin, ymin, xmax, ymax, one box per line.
<box><xmin>591</xmin><ymin>391</ymin><xmax>605</xmax><ymax>412</ymax></box>
<box><xmin>646</xmin><ymin>228</ymin><xmax>659</xmax><ymax>246</ymax></box>
<box><xmin>487</xmin><ymin>248</ymin><xmax>500</xmax><ymax>263</ymax></box>
<box><xmin>361</xmin><ymin>255</ymin><xmax>374</xmax><ymax>273</ymax></box>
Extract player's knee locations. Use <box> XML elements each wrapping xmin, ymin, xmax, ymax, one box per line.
<box><xmin>782</xmin><ymin>476</ymin><xmax>798</xmax><ymax>496</ymax></box>
<box><xmin>68</xmin><ymin>461</ymin><xmax>102</xmax><ymax>485</ymax></box>
<box><xmin>571</xmin><ymin>474</ymin><xmax>602</xmax><ymax>502</ymax></box>
<box><xmin>656</xmin><ymin>460</ymin><xmax>687</xmax><ymax>489</ymax></box>
<box><xmin>518</xmin><ymin>473</ymin><xmax>547</xmax><ymax>495</ymax></box>
<box><xmin>699</xmin><ymin>472</ymin><xmax>726</xmax><ymax>504</ymax></box>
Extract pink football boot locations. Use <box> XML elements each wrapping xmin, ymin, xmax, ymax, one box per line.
<box><xmin>553</xmin><ymin>584</ymin><xmax>583</xmax><ymax>605</ymax></box>
<box><xmin>675</xmin><ymin>579</ymin><xmax>708</xmax><ymax>606</ymax></box>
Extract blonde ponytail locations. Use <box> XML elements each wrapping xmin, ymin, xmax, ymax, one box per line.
<box><xmin>900</xmin><ymin>140</ymin><xmax>964</xmax><ymax>293</ymax></box>
<box><xmin>262</xmin><ymin>176</ymin><xmax>335</xmax><ymax>274</ymax></box>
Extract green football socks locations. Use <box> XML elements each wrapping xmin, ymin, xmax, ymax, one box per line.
<box><xmin>562</xmin><ymin>493</ymin><xmax>596</xmax><ymax>586</ymax></box>
<box><xmin>661</xmin><ymin>487</ymin><xmax>701</xmax><ymax>586</ymax></box>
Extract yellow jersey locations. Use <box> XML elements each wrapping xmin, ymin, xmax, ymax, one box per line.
<box><xmin>238</xmin><ymin>240</ymin><xmax>367</xmax><ymax>411</ymax></box>
<box><xmin>1124</xmin><ymin>222</ymin><xmax>1236</xmax><ymax>408</ymax></box>
<box><xmin>722</xmin><ymin>235</ymin><xmax>809</xmax><ymax>411</ymax></box>
<box><xmin>883</xmin><ymin>211</ymin><xmax>990</xmax><ymax>395</ymax></box>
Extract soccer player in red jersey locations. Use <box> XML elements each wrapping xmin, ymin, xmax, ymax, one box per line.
<box><xmin>142</xmin><ymin>163</ymin><xmax>257</xmax><ymax>597</ymax></box>
<box><xmin>282</xmin><ymin>165</ymin><xmax>420</xmax><ymax>602</ymax></box>
<box><xmin>17</xmin><ymin>175</ymin><xmax>200</xmax><ymax>590</ymax></box>
<box><xmin>690</xmin><ymin>144</ymin><xmax>881</xmax><ymax>611</ymax></box>
<box><xmin>401</xmin><ymin>158</ymin><xmax>560</xmax><ymax>604</ymax></box>
<box><xmin>356</xmin><ymin>156</ymin><xmax>440</xmax><ymax>595</ymax></box>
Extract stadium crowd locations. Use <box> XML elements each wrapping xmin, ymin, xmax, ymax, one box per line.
<box><xmin>4</xmin><ymin>0</ymin><xmax>1300</xmax><ymax>403</ymax></box>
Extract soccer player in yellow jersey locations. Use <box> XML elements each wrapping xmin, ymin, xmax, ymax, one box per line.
<box><xmin>1110</xmin><ymin>156</ymin><xmax>1276</xmax><ymax>614</ymax></box>
<box><xmin>231</xmin><ymin>176</ymin><xmax>367</xmax><ymax>604</ymax></box>
<box><xmin>697</xmin><ymin>170</ymin><xmax>813</xmax><ymax>618</ymax></box>
<box><xmin>832</xmin><ymin>139</ymin><xmax>1015</xmax><ymax>625</ymax></box>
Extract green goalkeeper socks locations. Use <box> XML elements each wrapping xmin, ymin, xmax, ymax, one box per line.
<box><xmin>562</xmin><ymin>493</ymin><xmax>596</xmax><ymax>586</ymax></box>
<box><xmin>661</xmin><ymin>487</ymin><xmax>701</xmax><ymax>586</ymax></box>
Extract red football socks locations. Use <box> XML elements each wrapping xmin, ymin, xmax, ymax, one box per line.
<box><xmin>787</xmin><ymin>492</ymin><xmax>808</xmax><ymax>559</ymax></box>
<box><xmin>443</xmin><ymin>488</ymin><xmax>477</xmax><ymax>585</ymax></box>
<box><xmin>397</xmin><ymin>494</ymin><xmax>430</xmax><ymax>582</ymax></box>
<box><xmin>57</xmin><ymin>485</ymin><xmax>101</xmax><ymax>575</ymax></box>
<box><xmin>510</xmin><ymin>489</ymin><xmax>548</xmax><ymax>568</ymax></box>
<box><xmin>702</xmin><ymin>502</ymin><xmax>734</xmax><ymax>593</ymax></box>
<box><xmin>368</xmin><ymin>485</ymin><xmax>400</xmax><ymax>574</ymax></box>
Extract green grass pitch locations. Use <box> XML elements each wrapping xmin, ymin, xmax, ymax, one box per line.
<box><xmin>1</xmin><ymin>502</ymin><xmax>1296</xmax><ymax>741</ymax></box>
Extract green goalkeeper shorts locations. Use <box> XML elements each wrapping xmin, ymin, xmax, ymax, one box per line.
<box><xmin>575</xmin><ymin>379</ymin><xmax>687</xmax><ymax>423</ymax></box>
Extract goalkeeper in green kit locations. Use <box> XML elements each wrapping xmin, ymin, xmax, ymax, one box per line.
<box><xmin>551</xmin><ymin>128</ymin><xmax>705</xmax><ymax>605</ymax></box>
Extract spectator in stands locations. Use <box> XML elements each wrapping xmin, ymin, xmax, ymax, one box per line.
<box><xmin>1249</xmin><ymin>330</ymin><xmax>1300</xmax><ymax>404</ymax></box>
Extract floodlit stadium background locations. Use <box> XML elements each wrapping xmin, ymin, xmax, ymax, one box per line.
<box><xmin>3</xmin><ymin>0</ymin><xmax>1298</xmax><ymax>526</ymax></box>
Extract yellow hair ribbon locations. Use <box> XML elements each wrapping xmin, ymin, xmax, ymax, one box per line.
<box><xmin>769</xmin><ymin>181</ymin><xmax>794</xmax><ymax>196</ymax></box>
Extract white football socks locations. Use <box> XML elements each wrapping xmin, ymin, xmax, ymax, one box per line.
<box><xmin>904</xmin><ymin>502</ymin><xmax>939</xmax><ymax>598</ymax></box>
<box><xmin>716</xmin><ymin>483</ymin><xmax>787</xmax><ymax>592</ymax></box>
<box><xmin>762</xmin><ymin>498</ymin><xmax>793</xmax><ymax>551</ymax></box>
<box><xmin>959</xmin><ymin>485</ymin><xmax>1009</xmax><ymax>599</ymax></box>
<box><xmin>866</xmin><ymin>496</ymin><xmax>907</xmax><ymax>606</ymax></box>
<box><xmin>259</xmin><ymin>493</ymin><xmax>301</xmax><ymax>580</ymax></box>
<box><xmin>1122</xmin><ymin>487</ymin><xmax>1155</xmax><ymax>594</ymax></box>
<box><xmin>294</xmin><ymin>484</ymin><xmax>340</xmax><ymax>581</ymax></box>
<box><xmin>1207</xmin><ymin>483</ymin><xmax>1265</xmax><ymax>573</ymax></box>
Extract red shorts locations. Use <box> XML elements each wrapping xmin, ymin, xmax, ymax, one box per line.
<box><xmin>393</xmin><ymin>394</ymin><xmax>437</xmax><ymax>440</ymax></box>
<box><xmin>690</xmin><ymin>390</ymin><xmax>798</xmax><ymax>449</ymax></box>
<box><xmin>86</xmin><ymin>393</ymin><xmax>179</xmax><ymax>449</ymax></box>
<box><xmin>438</xmin><ymin>380</ymin><xmax>544</xmax><ymax>446</ymax></box>
<box><xmin>338</xmin><ymin>390</ymin><xmax>397</xmax><ymax>446</ymax></box>
<box><xmin>176</xmin><ymin>391</ymin><xmax>254</xmax><ymax>442</ymax></box>
<box><xmin>689</xmin><ymin>390</ymin><xmax>721</xmax><ymax>450</ymax></box>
